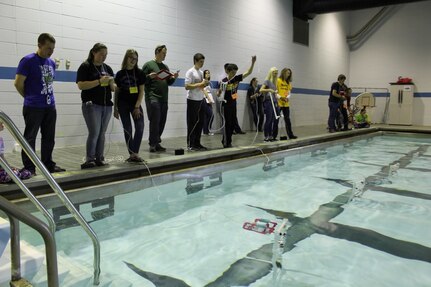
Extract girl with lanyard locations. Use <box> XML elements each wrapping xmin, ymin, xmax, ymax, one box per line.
<box><xmin>76</xmin><ymin>43</ymin><xmax>115</xmax><ymax>169</ymax></box>
<box><xmin>260</xmin><ymin>67</ymin><xmax>280</xmax><ymax>142</ymax></box>
<box><xmin>277</xmin><ymin>68</ymin><xmax>297</xmax><ymax>139</ymax></box>
<box><xmin>114</xmin><ymin>49</ymin><xmax>146</xmax><ymax>162</ymax></box>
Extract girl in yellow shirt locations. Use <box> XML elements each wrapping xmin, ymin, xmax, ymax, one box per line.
<box><xmin>276</xmin><ymin>68</ymin><xmax>297</xmax><ymax>139</ymax></box>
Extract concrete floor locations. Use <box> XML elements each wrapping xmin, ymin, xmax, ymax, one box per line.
<box><xmin>1</xmin><ymin>124</ymin><xmax>430</xmax><ymax>199</ymax></box>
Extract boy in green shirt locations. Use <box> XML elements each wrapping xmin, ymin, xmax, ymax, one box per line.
<box><xmin>354</xmin><ymin>107</ymin><xmax>370</xmax><ymax>128</ymax></box>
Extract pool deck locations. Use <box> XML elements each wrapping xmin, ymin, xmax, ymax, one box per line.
<box><xmin>1</xmin><ymin>124</ymin><xmax>430</xmax><ymax>200</ymax></box>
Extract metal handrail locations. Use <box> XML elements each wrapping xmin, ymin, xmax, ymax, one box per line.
<box><xmin>0</xmin><ymin>110</ymin><xmax>101</xmax><ymax>285</ymax></box>
<box><xmin>0</xmin><ymin>196</ymin><xmax>59</xmax><ymax>286</ymax></box>
<box><xmin>0</xmin><ymin>156</ymin><xmax>56</xmax><ymax>233</ymax></box>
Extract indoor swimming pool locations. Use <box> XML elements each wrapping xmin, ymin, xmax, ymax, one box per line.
<box><xmin>6</xmin><ymin>133</ymin><xmax>431</xmax><ymax>286</ymax></box>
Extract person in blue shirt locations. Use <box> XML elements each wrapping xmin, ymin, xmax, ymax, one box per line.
<box><xmin>14</xmin><ymin>33</ymin><xmax>65</xmax><ymax>175</ymax></box>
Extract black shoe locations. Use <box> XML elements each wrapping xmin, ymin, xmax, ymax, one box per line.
<box><xmin>95</xmin><ymin>160</ymin><xmax>108</xmax><ymax>167</ymax></box>
<box><xmin>342</xmin><ymin>127</ymin><xmax>352</xmax><ymax>131</ymax></box>
<box><xmin>264</xmin><ymin>138</ymin><xmax>270</xmax><ymax>142</ymax></box>
<box><xmin>270</xmin><ymin>138</ymin><xmax>278</xmax><ymax>142</ymax></box>
<box><xmin>329</xmin><ymin>129</ymin><xmax>336</xmax><ymax>133</ymax></box>
<box><xmin>155</xmin><ymin>144</ymin><xmax>166</xmax><ymax>152</ymax></box>
<box><xmin>187</xmin><ymin>146</ymin><xmax>199</xmax><ymax>151</ymax></box>
<box><xmin>126</xmin><ymin>155</ymin><xmax>145</xmax><ymax>163</ymax></box>
<box><xmin>81</xmin><ymin>161</ymin><xmax>96</xmax><ymax>169</ymax></box>
<box><xmin>49</xmin><ymin>165</ymin><xmax>66</xmax><ymax>173</ymax></box>
<box><xmin>149</xmin><ymin>146</ymin><xmax>157</xmax><ymax>152</ymax></box>
<box><xmin>223</xmin><ymin>144</ymin><xmax>232</xmax><ymax>148</ymax></box>
<box><xmin>196</xmin><ymin>144</ymin><xmax>208</xmax><ymax>151</ymax></box>
<box><xmin>289</xmin><ymin>135</ymin><xmax>298</xmax><ymax>139</ymax></box>
<box><xmin>237</xmin><ymin>131</ymin><xmax>246</xmax><ymax>134</ymax></box>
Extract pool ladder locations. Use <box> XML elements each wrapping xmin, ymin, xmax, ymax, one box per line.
<box><xmin>0</xmin><ymin>111</ymin><xmax>101</xmax><ymax>286</ymax></box>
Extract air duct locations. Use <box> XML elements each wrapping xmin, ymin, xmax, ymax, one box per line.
<box><xmin>293</xmin><ymin>0</ymin><xmax>430</xmax><ymax>20</ymax></box>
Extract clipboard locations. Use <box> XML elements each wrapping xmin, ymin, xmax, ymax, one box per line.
<box><xmin>155</xmin><ymin>69</ymin><xmax>173</xmax><ymax>80</ymax></box>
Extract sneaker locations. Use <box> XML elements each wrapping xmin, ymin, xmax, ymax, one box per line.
<box><xmin>289</xmin><ymin>135</ymin><xmax>298</xmax><ymax>139</ymax></box>
<box><xmin>223</xmin><ymin>144</ymin><xmax>233</xmax><ymax>148</ymax></box>
<box><xmin>270</xmin><ymin>138</ymin><xmax>278</xmax><ymax>142</ymax></box>
<box><xmin>95</xmin><ymin>160</ymin><xmax>108</xmax><ymax>167</ymax></box>
<box><xmin>264</xmin><ymin>138</ymin><xmax>270</xmax><ymax>142</ymax></box>
<box><xmin>155</xmin><ymin>144</ymin><xmax>166</xmax><ymax>152</ymax></box>
<box><xmin>237</xmin><ymin>131</ymin><xmax>246</xmax><ymax>134</ymax></box>
<box><xmin>328</xmin><ymin>129</ymin><xmax>336</xmax><ymax>133</ymax></box>
<box><xmin>208</xmin><ymin>132</ymin><xmax>214</xmax><ymax>136</ymax></box>
<box><xmin>21</xmin><ymin>168</ymin><xmax>36</xmax><ymax>177</ymax></box>
<box><xmin>81</xmin><ymin>161</ymin><xmax>96</xmax><ymax>169</ymax></box>
<box><xmin>48</xmin><ymin>165</ymin><xmax>66</xmax><ymax>173</ymax></box>
<box><xmin>149</xmin><ymin>146</ymin><xmax>157</xmax><ymax>152</ymax></box>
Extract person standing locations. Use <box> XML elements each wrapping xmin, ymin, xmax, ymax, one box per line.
<box><xmin>114</xmin><ymin>49</ymin><xmax>146</xmax><ymax>162</ymax></box>
<box><xmin>217</xmin><ymin>56</ymin><xmax>256</xmax><ymax>148</ymax></box>
<box><xmin>260</xmin><ymin>67</ymin><xmax>280</xmax><ymax>142</ymax></box>
<box><xmin>202</xmin><ymin>70</ymin><xmax>215</xmax><ymax>136</ymax></box>
<box><xmin>247</xmin><ymin>77</ymin><xmax>263</xmax><ymax>132</ymax></box>
<box><xmin>14</xmin><ymin>33</ymin><xmax>65</xmax><ymax>175</ymax></box>
<box><xmin>76</xmin><ymin>43</ymin><xmax>115</xmax><ymax>169</ymax></box>
<box><xmin>185</xmin><ymin>53</ymin><xmax>208</xmax><ymax>151</ymax></box>
<box><xmin>277</xmin><ymin>68</ymin><xmax>297</xmax><ymax>139</ymax></box>
<box><xmin>223</xmin><ymin>63</ymin><xmax>246</xmax><ymax>135</ymax></box>
<box><xmin>328</xmin><ymin>74</ymin><xmax>347</xmax><ymax>133</ymax></box>
<box><xmin>142</xmin><ymin>45</ymin><xmax>179</xmax><ymax>153</ymax></box>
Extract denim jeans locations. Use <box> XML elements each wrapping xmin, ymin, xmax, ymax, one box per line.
<box><xmin>21</xmin><ymin>106</ymin><xmax>57</xmax><ymax>171</ymax></box>
<box><xmin>202</xmin><ymin>103</ymin><xmax>214</xmax><ymax>134</ymax></box>
<box><xmin>118</xmin><ymin>105</ymin><xmax>144</xmax><ymax>154</ymax></box>
<box><xmin>328</xmin><ymin>101</ymin><xmax>341</xmax><ymax>130</ymax></box>
<box><xmin>145</xmin><ymin>99</ymin><xmax>168</xmax><ymax>147</ymax></box>
<box><xmin>263</xmin><ymin>100</ymin><xmax>278</xmax><ymax>138</ymax></box>
<box><xmin>82</xmin><ymin>103</ymin><xmax>112</xmax><ymax>162</ymax></box>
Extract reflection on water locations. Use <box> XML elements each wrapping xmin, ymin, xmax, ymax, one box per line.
<box><xmin>14</xmin><ymin>135</ymin><xmax>431</xmax><ymax>287</ymax></box>
<box><xmin>53</xmin><ymin>196</ymin><xmax>115</xmax><ymax>231</ymax></box>
<box><xmin>185</xmin><ymin>172</ymin><xmax>223</xmax><ymax>194</ymax></box>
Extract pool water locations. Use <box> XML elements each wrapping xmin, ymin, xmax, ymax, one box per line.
<box><xmin>14</xmin><ymin>134</ymin><xmax>431</xmax><ymax>286</ymax></box>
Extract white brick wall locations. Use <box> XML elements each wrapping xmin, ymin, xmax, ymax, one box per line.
<box><xmin>2</xmin><ymin>0</ymin><xmax>429</xmax><ymax>153</ymax></box>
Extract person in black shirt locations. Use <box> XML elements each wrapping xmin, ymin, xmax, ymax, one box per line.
<box><xmin>217</xmin><ymin>56</ymin><xmax>256</xmax><ymax>148</ymax></box>
<box><xmin>76</xmin><ymin>43</ymin><xmax>115</xmax><ymax>169</ymax></box>
<box><xmin>328</xmin><ymin>74</ymin><xmax>347</xmax><ymax>133</ymax></box>
<box><xmin>114</xmin><ymin>49</ymin><xmax>146</xmax><ymax>163</ymax></box>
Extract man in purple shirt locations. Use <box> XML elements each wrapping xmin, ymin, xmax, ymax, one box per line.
<box><xmin>14</xmin><ymin>33</ymin><xmax>65</xmax><ymax>175</ymax></box>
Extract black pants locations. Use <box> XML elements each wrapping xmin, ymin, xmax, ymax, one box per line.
<box><xmin>145</xmin><ymin>99</ymin><xmax>168</xmax><ymax>147</ymax></box>
<box><xmin>222</xmin><ymin>101</ymin><xmax>236</xmax><ymax>146</ymax></box>
<box><xmin>340</xmin><ymin>106</ymin><xmax>349</xmax><ymax>129</ymax></box>
<box><xmin>21</xmin><ymin>106</ymin><xmax>57</xmax><ymax>172</ymax></box>
<box><xmin>280</xmin><ymin>106</ymin><xmax>295</xmax><ymax>137</ymax></box>
<box><xmin>250</xmin><ymin>102</ymin><xmax>264</xmax><ymax>131</ymax></box>
<box><xmin>202</xmin><ymin>103</ymin><xmax>214</xmax><ymax>134</ymax></box>
<box><xmin>118</xmin><ymin>105</ymin><xmax>144</xmax><ymax>154</ymax></box>
<box><xmin>187</xmin><ymin>99</ymin><xmax>205</xmax><ymax>148</ymax></box>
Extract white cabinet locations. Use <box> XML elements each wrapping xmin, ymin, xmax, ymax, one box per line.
<box><xmin>387</xmin><ymin>84</ymin><xmax>414</xmax><ymax>125</ymax></box>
